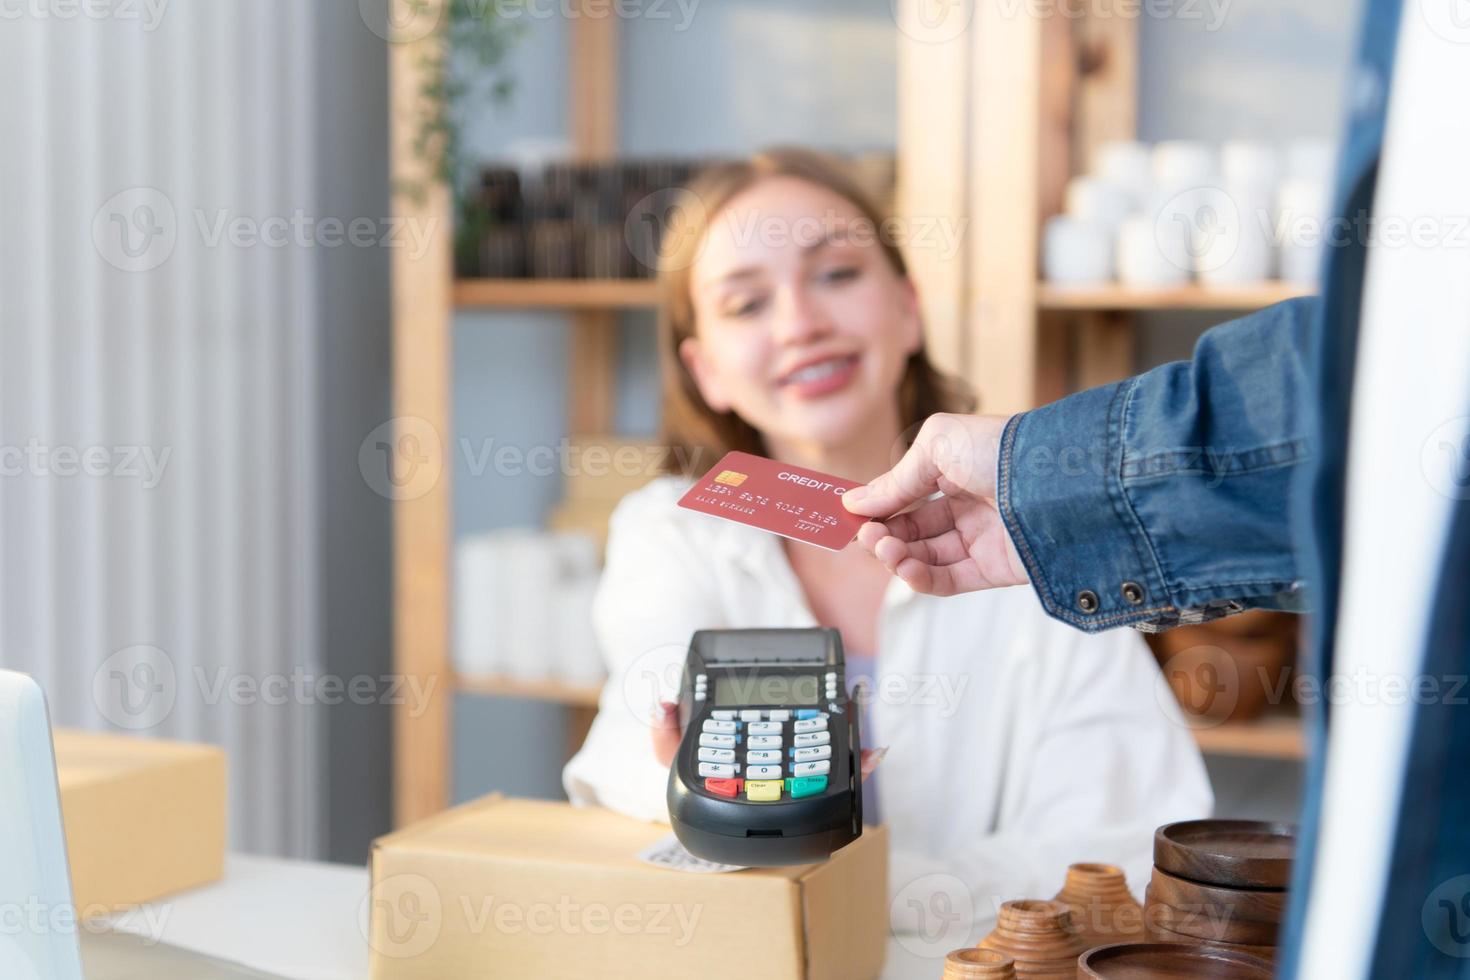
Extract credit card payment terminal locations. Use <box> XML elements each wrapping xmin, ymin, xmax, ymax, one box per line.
<box><xmin>666</xmin><ymin>628</ymin><xmax>862</xmax><ymax>866</ymax></box>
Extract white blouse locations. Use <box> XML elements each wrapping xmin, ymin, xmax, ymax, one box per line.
<box><xmin>563</xmin><ymin>478</ymin><xmax>1213</xmax><ymax>925</ymax></box>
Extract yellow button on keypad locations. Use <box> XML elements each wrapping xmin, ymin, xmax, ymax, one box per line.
<box><xmin>744</xmin><ymin>779</ymin><xmax>783</xmax><ymax>802</ymax></box>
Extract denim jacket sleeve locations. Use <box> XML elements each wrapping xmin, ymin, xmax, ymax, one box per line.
<box><xmin>997</xmin><ymin>297</ymin><xmax>1316</xmax><ymax>632</ymax></box>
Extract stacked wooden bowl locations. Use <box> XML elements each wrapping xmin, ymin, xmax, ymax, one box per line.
<box><xmin>977</xmin><ymin>900</ymin><xmax>1089</xmax><ymax>979</ymax></box>
<box><xmin>1051</xmin><ymin>863</ymin><xmax>1146</xmax><ymax>949</ymax></box>
<box><xmin>1077</xmin><ymin>942</ymin><xmax>1275</xmax><ymax>978</ymax></box>
<box><xmin>943</xmin><ymin>947</ymin><xmax>1017</xmax><ymax>979</ymax></box>
<box><xmin>1143</xmin><ymin>820</ymin><xmax>1296</xmax><ymax>962</ymax></box>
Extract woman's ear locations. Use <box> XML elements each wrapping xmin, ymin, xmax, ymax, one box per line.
<box><xmin>678</xmin><ymin>336</ymin><xmax>733</xmax><ymax>413</ymax></box>
<box><xmin>897</xmin><ymin>277</ymin><xmax>923</xmax><ymax>356</ymax></box>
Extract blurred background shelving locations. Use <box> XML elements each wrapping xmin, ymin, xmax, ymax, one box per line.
<box><xmin>453</xmin><ymin>278</ymin><xmax>661</xmax><ymax>310</ymax></box>
<box><xmin>1036</xmin><ymin>281</ymin><xmax>1314</xmax><ymax>311</ymax></box>
<box><xmin>391</xmin><ymin>0</ymin><xmax>1343</xmax><ymax>827</ymax></box>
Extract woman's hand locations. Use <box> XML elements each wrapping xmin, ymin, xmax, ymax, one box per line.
<box><xmin>651</xmin><ymin>701</ymin><xmax>887</xmax><ymax>778</ymax></box>
<box><xmin>842</xmin><ymin>413</ymin><xmax>1030</xmax><ymax>595</ymax></box>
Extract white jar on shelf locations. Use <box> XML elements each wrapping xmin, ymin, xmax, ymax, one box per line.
<box><xmin>1276</xmin><ymin>177</ymin><xmax>1330</xmax><ymax>284</ymax></box>
<box><xmin>550</xmin><ymin>571</ymin><xmax>606</xmax><ymax>688</ymax></box>
<box><xmin>1064</xmin><ymin>175</ymin><xmax>1134</xmax><ymax>231</ymax></box>
<box><xmin>1152</xmin><ymin>140</ymin><xmax>1218</xmax><ymax>189</ymax></box>
<box><xmin>1221</xmin><ymin>140</ymin><xmax>1281</xmax><ymax>193</ymax></box>
<box><xmin>1117</xmin><ymin>214</ymin><xmax>1190</xmax><ymax>287</ymax></box>
<box><xmin>1043</xmin><ymin>215</ymin><xmax>1113</xmax><ymax>285</ymax></box>
<box><xmin>1093</xmin><ymin>139</ymin><xmax>1153</xmax><ymax>206</ymax></box>
<box><xmin>1193</xmin><ymin>185</ymin><xmax>1276</xmax><ymax>284</ymax></box>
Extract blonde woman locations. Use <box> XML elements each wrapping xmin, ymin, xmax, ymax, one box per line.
<box><xmin>563</xmin><ymin>149</ymin><xmax>1210</xmax><ymax>924</ymax></box>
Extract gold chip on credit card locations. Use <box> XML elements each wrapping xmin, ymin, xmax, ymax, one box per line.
<box><xmin>714</xmin><ymin>470</ymin><xmax>748</xmax><ymax>486</ymax></box>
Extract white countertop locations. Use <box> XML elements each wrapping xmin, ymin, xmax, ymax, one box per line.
<box><xmin>108</xmin><ymin>854</ymin><xmax>965</xmax><ymax>980</ymax></box>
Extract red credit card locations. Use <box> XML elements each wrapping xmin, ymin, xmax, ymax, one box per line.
<box><xmin>677</xmin><ymin>451</ymin><xmax>868</xmax><ymax>551</ymax></box>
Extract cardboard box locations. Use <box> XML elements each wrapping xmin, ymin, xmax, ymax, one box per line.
<box><xmin>368</xmin><ymin>796</ymin><xmax>888</xmax><ymax>980</ymax></box>
<box><xmin>53</xmin><ymin>729</ymin><xmax>227</xmax><ymax>912</ymax></box>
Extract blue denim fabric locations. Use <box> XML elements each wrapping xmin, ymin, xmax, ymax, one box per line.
<box><xmin>997</xmin><ymin>297</ymin><xmax>1317</xmax><ymax>633</ymax></box>
<box><xmin>994</xmin><ymin>0</ymin><xmax>1420</xmax><ymax>971</ymax></box>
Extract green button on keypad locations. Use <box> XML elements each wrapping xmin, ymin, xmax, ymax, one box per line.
<box><xmin>786</xmin><ymin>775</ymin><xmax>828</xmax><ymax>799</ymax></box>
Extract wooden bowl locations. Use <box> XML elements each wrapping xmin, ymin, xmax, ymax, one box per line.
<box><xmin>978</xmin><ymin>900</ymin><xmax>1088</xmax><ymax>979</ymax></box>
<box><xmin>1142</xmin><ymin>919</ymin><xmax>1278</xmax><ymax>963</ymax></box>
<box><xmin>1078</xmin><ymin>941</ymin><xmax>1274</xmax><ymax>978</ymax></box>
<box><xmin>1148</xmin><ymin>866</ymin><xmax>1285</xmax><ymax>924</ymax></box>
<box><xmin>1154</xmin><ymin>820</ymin><xmax>1295</xmax><ymax>889</ymax></box>
<box><xmin>1054</xmin><ymin>863</ymin><xmax>1146</xmax><ymax>947</ymax></box>
<box><xmin>944</xmin><ymin>947</ymin><xmax>1017</xmax><ymax>979</ymax></box>
<box><xmin>1144</xmin><ymin>885</ymin><xmax>1280</xmax><ymax>946</ymax></box>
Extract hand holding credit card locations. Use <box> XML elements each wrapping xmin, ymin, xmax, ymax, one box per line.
<box><xmin>676</xmin><ymin>451</ymin><xmax>869</xmax><ymax>551</ymax></box>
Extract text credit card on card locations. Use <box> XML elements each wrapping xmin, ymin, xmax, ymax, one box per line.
<box><xmin>676</xmin><ymin>451</ymin><xmax>868</xmax><ymax>551</ymax></box>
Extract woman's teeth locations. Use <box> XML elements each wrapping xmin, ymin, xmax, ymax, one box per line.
<box><xmin>784</xmin><ymin>357</ymin><xmax>852</xmax><ymax>385</ymax></box>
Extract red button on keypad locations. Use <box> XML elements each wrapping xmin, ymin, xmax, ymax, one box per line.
<box><xmin>704</xmin><ymin>777</ymin><xmax>744</xmax><ymax>798</ymax></box>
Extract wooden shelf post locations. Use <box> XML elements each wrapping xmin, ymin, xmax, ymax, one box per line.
<box><xmin>390</xmin><ymin>0</ymin><xmax>455</xmax><ymax>826</ymax></box>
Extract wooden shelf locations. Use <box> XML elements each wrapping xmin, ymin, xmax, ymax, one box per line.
<box><xmin>454</xmin><ymin>278</ymin><xmax>661</xmax><ymax>310</ymax></box>
<box><xmin>453</xmin><ymin>672</ymin><xmax>603</xmax><ymax>707</ymax></box>
<box><xmin>1191</xmin><ymin>714</ymin><xmax>1305</xmax><ymax>760</ymax></box>
<box><xmin>1037</xmin><ymin>282</ymin><xmax>1314</xmax><ymax>312</ymax></box>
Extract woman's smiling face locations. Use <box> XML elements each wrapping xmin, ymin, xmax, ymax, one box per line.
<box><xmin>681</xmin><ymin>176</ymin><xmax>922</xmax><ymax>454</ymax></box>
